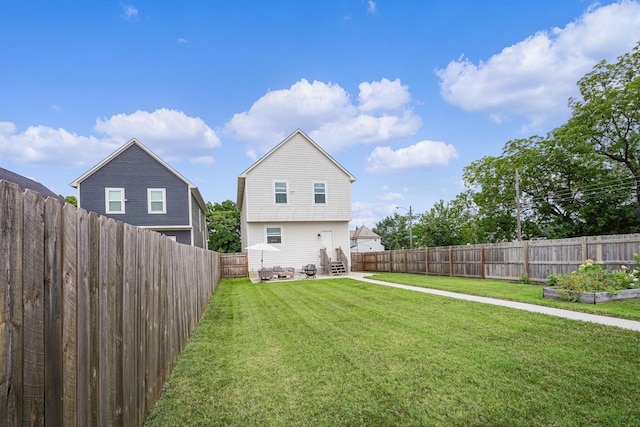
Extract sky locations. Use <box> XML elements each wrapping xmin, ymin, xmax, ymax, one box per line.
<box><xmin>2</xmin><ymin>0</ymin><xmax>640</xmax><ymax>229</ymax></box>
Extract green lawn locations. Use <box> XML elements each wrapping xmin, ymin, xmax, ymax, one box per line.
<box><xmin>365</xmin><ymin>272</ymin><xmax>640</xmax><ymax>321</ymax></box>
<box><xmin>144</xmin><ymin>278</ymin><xmax>640</xmax><ymax>426</ymax></box>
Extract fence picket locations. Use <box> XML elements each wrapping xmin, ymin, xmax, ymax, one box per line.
<box><xmin>44</xmin><ymin>196</ymin><xmax>63</xmax><ymax>426</ymax></box>
<box><xmin>22</xmin><ymin>190</ymin><xmax>45</xmax><ymax>426</ymax></box>
<box><xmin>0</xmin><ymin>182</ymin><xmax>23</xmax><ymax>425</ymax></box>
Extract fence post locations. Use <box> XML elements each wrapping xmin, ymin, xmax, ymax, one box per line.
<box><xmin>523</xmin><ymin>240</ymin><xmax>529</xmax><ymax>280</ymax></box>
<box><xmin>425</xmin><ymin>248</ymin><xmax>429</xmax><ymax>276</ymax></box>
<box><xmin>480</xmin><ymin>245</ymin><xmax>485</xmax><ymax>279</ymax></box>
<box><xmin>581</xmin><ymin>236</ymin><xmax>587</xmax><ymax>263</ymax></box>
<box><xmin>449</xmin><ymin>246</ymin><xmax>453</xmax><ymax>277</ymax></box>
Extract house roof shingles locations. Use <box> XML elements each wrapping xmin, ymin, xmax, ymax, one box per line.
<box><xmin>0</xmin><ymin>166</ymin><xmax>63</xmax><ymax>201</ymax></box>
<box><xmin>350</xmin><ymin>225</ymin><xmax>380</xmax><ymax>239</ymax></box>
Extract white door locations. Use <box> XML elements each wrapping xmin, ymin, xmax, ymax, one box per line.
<box><xmin>321</xmin><ymin>231</ymin><xmax>334</xmax><ymax>259</ymax></box>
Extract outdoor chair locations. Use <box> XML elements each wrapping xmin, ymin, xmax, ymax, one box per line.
<box><xmin>258</xmin><ymin>268</ymin><xmax>274</xmax><ymax>281</ymax></box>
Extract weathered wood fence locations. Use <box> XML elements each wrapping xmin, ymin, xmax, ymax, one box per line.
<box><xmin>220</xmin><ymin>252</ymin><xmax>248</xmax><ymax>278</ymax></box>
<box><xmin>1</xmin><ymin>181</ymin><xmax>220</xmax><ymax>426</ymax></box>
<box><xmin>351</xmin><ymin>234</ymin><xmax>640</xmax><ymax>283</ymax></box>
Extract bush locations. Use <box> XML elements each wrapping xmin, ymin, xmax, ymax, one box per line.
<box><xmin>546</xmin><ymin>257</ymin><xmax>640</xmax><ymax>295</ymax></box>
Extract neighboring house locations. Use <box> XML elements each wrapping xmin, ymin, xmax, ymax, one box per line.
<box><xmin>350</xmin><ymin>225</ymin><xmax>384</xmax><ymax>253</ymax></box>
<box><xmin>70</xmin><ymin>138</ymin><xmax>208</xmax><ymax>248</ymax></box>
<box><xmin>237</xmin><ymin>129</ymin><xmax>356</xmax><ymax>274</ymax></box>
<box><xmin>0</xmin><ymin>166</ymin><xmax>64</xmax><ymax>202</ymax></box>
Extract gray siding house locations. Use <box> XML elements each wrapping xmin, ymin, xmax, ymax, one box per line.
<box><xmin>70</xmin><ymin>138</ymin><xmax>208</xmax><ymax>248</ymax></box>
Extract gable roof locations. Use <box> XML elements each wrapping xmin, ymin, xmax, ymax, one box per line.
<box><xmin>69</xmin><ymin>138</ymin><xmax>207</xmax><ymax>212</ymax></box>
<box><xmin>236</xmin><ymin>129</ymin><xmax>356</xmax><ymax>208</ymax></box>
<box><xmin>350</xmin><ymin>225</ymin><xmax>380</xmax><ymax>239</ymax></box>
<box><xmin>0</xmin><ymin>167</ymin><xmax>63</xmax><ymax>201</ymax></box>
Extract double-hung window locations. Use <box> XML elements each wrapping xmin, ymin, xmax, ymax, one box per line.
<box><xmin>274</xmin><ymin>181</ymin><xmax>288</xmax><ymax>204</ymax></box>
<box><xmin>266</xmin><ymin>226</ymin><xmax>282</xmax><ymax>244</ymax></box>
<box><xmin>148</xmin><ymin>188</ymin><xmax>167</xmax><ymax>214</ymax></box>
<box><xmin>105</xmin><ymin>188</ymin><xmax>125</xmax><ymax>214</ymax></box>
<box><xmin>314</xmin><ymin>182</ymin><xmax>326</xmax><ymax>204</ymax></box>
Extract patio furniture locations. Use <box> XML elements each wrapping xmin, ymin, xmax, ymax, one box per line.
<box><xmin>258</xmin><ymin>268</ymin><xmax>274</xmax><ymax>281</ymax></box>
<box><xmin>301</xmin><ymin>264</ymin><xmax>317</xmax><ymax>279</ymax></box>
<box><xmin>278</xmin><ymin>267</ymin><xmax>294</xmax><ymax>279</ymax></box>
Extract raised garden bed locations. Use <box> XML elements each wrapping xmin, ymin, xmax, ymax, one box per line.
<box><xmin>543</xmin><ymin>287</ymin><xmax>640</xmax><ymax>304</ymax></box>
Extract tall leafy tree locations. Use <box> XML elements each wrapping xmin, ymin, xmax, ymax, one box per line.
<box><xmin>464</xmin><ymin>132</ymin><xmax>639</xmax><ymax>241</ymax></box>
<box><xmin>373</xmin><ymin>213</ymin><xmax>410</xmax><ymax>250</ymax></box>
<box><xmin>413</xmin><ymin>194</ymin><xmax>481</xmax><ymax>247</ymax></box>
<box><xmin>206</xmin><ymin>200</ymin><xmax>241</xmax><ymax>253</ymax></box>
<box><xmin>565</xmin><ymin>41</ymin><xmax>640</xmax><ymax>204</ymax></box>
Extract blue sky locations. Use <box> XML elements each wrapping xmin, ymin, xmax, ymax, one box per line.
<box><xmin>2</xmin><ymin>1</ymin><xmax>640</xmax><ymax>228</ymax></box>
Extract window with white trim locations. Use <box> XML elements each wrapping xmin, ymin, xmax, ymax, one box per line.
<box><xmin>147</xmin><ymin>188</ymin><xmax>167</xmax><ymax>214</ymax></box>
<box><xmin>314</xmin><ymin>182</ymin><xmax>326</xmax><ymax>204</ymax></box>
<box><xmin>105</xmin><ymin>188</ymin><xmax>125</xmax><ymax>214</ymax></box>
<box><xmin>274</xmin><ymin>181</ymin><xmax>288</xmax><ymax>204</ymax></box>
<box><xmin>266</xmin><ymin>226</ymin><xmax>282</xmax><ymax>244</ymax></box>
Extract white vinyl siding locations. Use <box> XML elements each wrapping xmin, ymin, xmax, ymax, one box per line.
<box><xmin>245</xmin><ymin>221</ymin><xmax>351</xmax><ymax>272</ymax></box>
<box><xmin>147</xmin><ymin>188</ymin><xmax>167</xmax><ymax>214</ymax></box>
<box><xmin>313</xmin><ymin>182</ymin><xmax>326</xmax><ymax>204</ymax></box>
<box><xmin>105</xmin><ymin>188</ymin><xmax>125</xmax><ymax>214</ymax></box>
<box><xmin>243</xmin><ymin>133</ymin><xmax>352</xmax><ymax>222</ymax></box>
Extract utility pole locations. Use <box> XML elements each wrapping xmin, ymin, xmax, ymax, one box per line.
<box><xmin>408</xmin><ymin>206</ymin><xmax>413</xmax><ymax>250</ymax></box>
<box><xmin>396</xmin><ymin>205</ymin><xmax>414</xmax><ymax>249</ymax></box>
<box><xmin>515</xmin><ymin>169</ymin><xmax>522</xmax><ymax>241</ymax></box>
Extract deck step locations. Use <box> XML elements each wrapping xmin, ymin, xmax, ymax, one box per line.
<box><xmin>329</xmin><ymin>261</ymin><xmax>347</xmax><ymax>276</ymax></box>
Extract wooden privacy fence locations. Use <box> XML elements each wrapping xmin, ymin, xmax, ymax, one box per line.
<box><xmin>1</xmin><ymin>181</ymin><xmax>221</xmax><ymax>426</ymax></box>
<box><xmin>220</xmin><ymin>252</ymin><xmax>248</xmax><ymax>278</ymax></box>
<box><xmin>351</xmin><ymin>233</ymin><xmax>640</xmax><ymax>283</ymax></box>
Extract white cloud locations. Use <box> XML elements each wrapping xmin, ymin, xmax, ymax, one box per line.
<box><xmin>350</xmin><ymin>200</ymin><xmax>397</xmax><ymax>229</ymax></box>
<box><xmin>224</xmin><ymin>78</ymin><xmax>421</xmax><ymax>155</ymax></box>
<box><xmin>367</xmin><ymin>1</ymin><xmax>377</xmax><ymax>15</ymax></box>
<box><xmin>436</xmin><ymin>0</ymin><xmax>640</xmax><ymax>129</ymax></box>
<box><xmin>0</xmin><ymin>121</ymin><xmax>118</xmax><ymax>167</ymax></box>
<box><xmin>96</xmin><ymin>108</ymin><xmax>221</xmax><ymax>154</ymax></box>
<box><xmin>0</xmin><ymin>109</ymin><xmax>221</xmax><ymax>167</ymax></box>
<box><xmin>177</xmin><ymin>38</ymin><xmax>188</xmax><ymax>44</ymax></box>
<box><xmin>122</xmin><ymin>4</ymin><xmax>138</xmax><ymax>21</ymax></box>
<box><xmin>366</xmin><ymin>140</ymin><xmax>458</xmax><ymax>173</ymax></box>
<box><xmin>358</xmin><ymin>78</ymin><xmax>410</xmax><ymax>112</ymax></box>
<box><xmin>377</xmin><ymin>191</ymin><xmax>404</xmax><ymax>202</ymax></box>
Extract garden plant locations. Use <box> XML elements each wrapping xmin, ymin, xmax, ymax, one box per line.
<box><xmin>547</xmin><ymin>256</ymin><xmax>640</xmax><ymax>300</ymax></box>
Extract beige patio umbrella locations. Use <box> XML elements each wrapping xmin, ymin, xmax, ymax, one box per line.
<box><xmin>246</xmin><ymin>242</ymin><xmax>280</xmax><ymax>268</ymax></box>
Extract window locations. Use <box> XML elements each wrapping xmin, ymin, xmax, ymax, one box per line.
<box><xmin>266</xmin><ymin>227</ymin><xmax>282</xmax><ymax>244</ymax></box>
<box><xmin>274</xmin><ymin>181</ymin><xmax>287</xmax><ymax>204</ymax></box>
<box><xmin>314</xmin><ymin>182</ymin><xmax>326</xmax><ymax>204</ymax></box>
<box><xmin>147</xmin><ymin>188</ymin><xmax>167</xmax><ymax>214</ymax></box>
<box><xmin>105</xmin><ymin>188</ymin><xmax>125</xmax><ymax>214</ymax></box>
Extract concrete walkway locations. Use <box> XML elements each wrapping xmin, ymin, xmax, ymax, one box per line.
<box><xmin>347</xmin><ymin>272</ymin><xmax>640</xmax><ymax>332</ymax></box>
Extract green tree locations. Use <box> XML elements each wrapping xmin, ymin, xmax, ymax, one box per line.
<box><xmin>565</xmin><ymin>41</ymin><xmax>640</xmax><ymax>203</ymax></box>
<box><xmin>413</xmin><ymin>194</ymin><xmax>481</xmax><ymax>247</ymax></box>
<box><xmin>206</xmin><ymin>200</ymin><xmax>241</xmax><ymax>253</ymax></box>
<box><xmin>60</xmin><ymin>194</ymin><xmax>77</xmax><ymax>207</ymax></box>
<box><xmin>373</xmin><ymin>213</ymin><xmax>410</xmax><ymax>250</ymax></box>
<box><xmin>464</xmin><ymin>132</ymin><xmax>639</xmax><ymax>241</ymax></box>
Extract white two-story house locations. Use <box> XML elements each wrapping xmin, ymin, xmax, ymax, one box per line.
<box><xmin>237</xmin><ymin>129</ymin><xmax>356</xmax><ymax>275</ymax></box>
